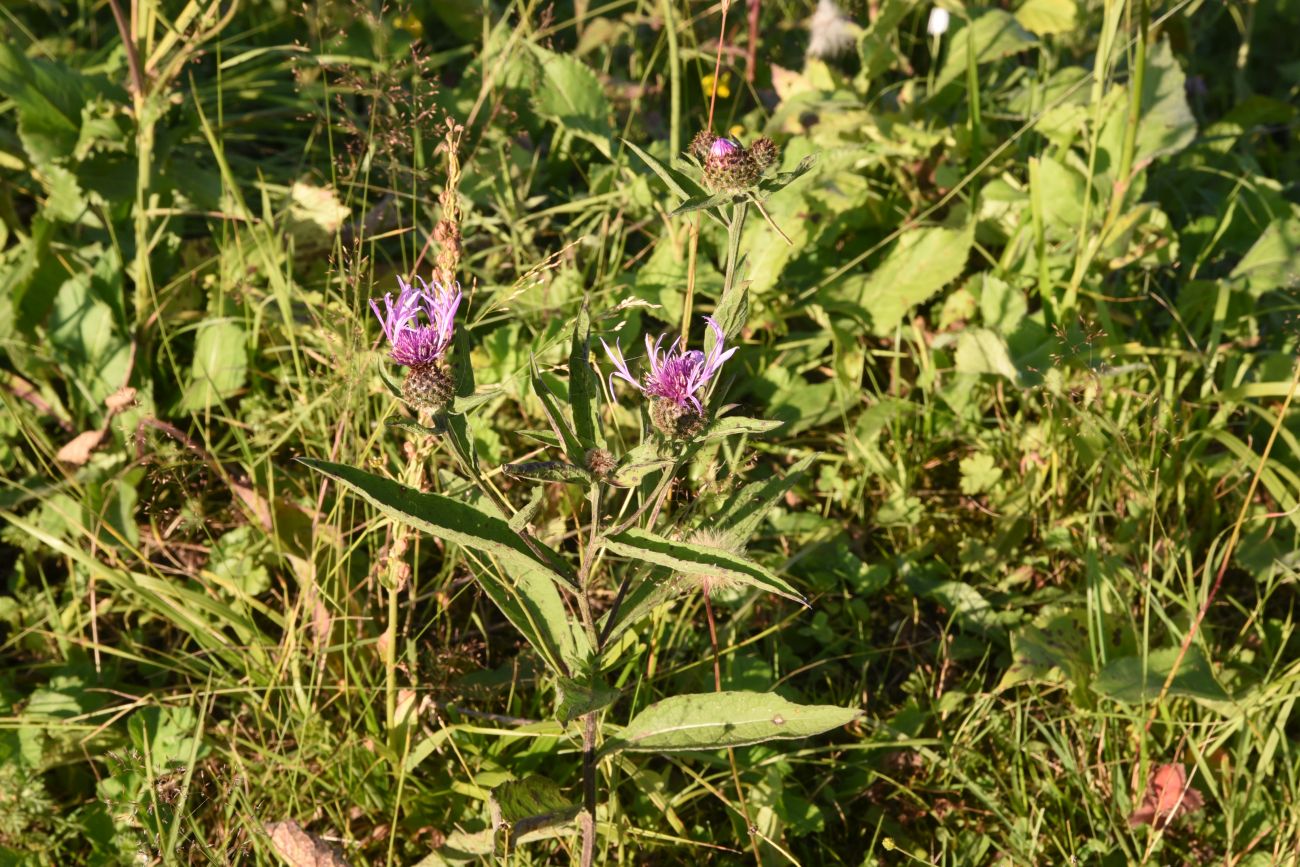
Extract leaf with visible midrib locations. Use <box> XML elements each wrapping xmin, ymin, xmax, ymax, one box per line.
<box><xmin>602</xmin><ymin>691</ymin><xmax>859</xmax><ymax>755</ymax></box>
<box><xmin>602</xmin><ymin>527</ymin><xmax>806</xmax><ymax>605</ymax></box>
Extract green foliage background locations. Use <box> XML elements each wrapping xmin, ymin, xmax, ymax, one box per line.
<box><xmin>1</xmin><ymin>0</ymin><xmax>1299</xmax><ymax>863</ymax></box>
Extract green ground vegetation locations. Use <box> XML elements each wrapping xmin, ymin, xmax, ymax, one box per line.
<box><xmin>1</xmin><ymin>0</ymin><xmax>1299</xmax><ymax>863</ymax></box>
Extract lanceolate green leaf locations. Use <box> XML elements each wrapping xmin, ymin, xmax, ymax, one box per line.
<box><xmin>300</xmin><ymin>459</ymin><xmax>590</xmax><ymax>675</ymax></box>
<box><xmin>699</xmin><ymin>416</ymin><xmax>784</xmax><ymax>441</ymax></box>
<box><xmin>621</xmin><ymin>137</ymin><xmax>698</xmax><ymax>201</ymax></box>
<box><xmin>530</xmin><ymin>358</ymin><xmax>585</xmax><ymax>463</ymax></box>
<box><xmin>568</xmin><ymin>304</ymin><xmax>603</xmax><ymax>449</ymax></box>
<box><xmin>602</xmin><ymin>691</ymin><xmax>859</xmax><ymax>755</ymax></box>
<box><xmin>602</xmin><ymin>526</ymin><xmax>806</xmax><ymax>605</ymax></box>
<box><xmin>713</xmin><ymin>453</ymin><xmax>817</xmax><ymax>543</ymax></box>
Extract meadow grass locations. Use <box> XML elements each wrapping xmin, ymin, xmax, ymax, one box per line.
<box><xmin>1</xmin><ymin>0</ymin><xmax>1299</xmax><ymax>864</ymax></box>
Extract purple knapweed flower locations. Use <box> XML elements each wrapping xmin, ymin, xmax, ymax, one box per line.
<box><xmin>370</xmin><ymin>276</ymin><xmax>462</xmax><ymax>367</ymax></box>
<box><xmin>370</xmin><ymin>276</ymin><xmax>462</xmax><ymax>411</ymax></box>
<box><xmin>602</xmin><ymin>316</ymin><xmax>737</xmax><ymax>438</ymax></box>
<box><xmin>710</xmin><ymin>138</ymin><xmax>741</xmax><ymax>159</ymax></box>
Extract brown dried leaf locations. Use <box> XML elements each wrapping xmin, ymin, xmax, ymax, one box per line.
<box><xmin>105</xmin><ymin>386</ymin><xmax>138</xmax><ymax>413</ymax></box>
<box><xmin>57</xmin><ymin>430</ymin><xmax>105</xmax><ymax>465</ymax></box>
<box><xmin>265</xmin><ymin>820</ymin><xmax>352</xmax><ymax>867</ymax></box>
<box><xmin>1127</xmin><ymin>763</ymin><xmax>1204</xmax><ymax>829</ymax></box>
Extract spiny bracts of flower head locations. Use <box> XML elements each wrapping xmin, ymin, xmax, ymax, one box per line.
<box><xmin>680</xmin><ymin>528</ymin><xmax>746</xmax><ymax>597</ymax></box>
<box><xmin>601</xmin><ymin>316</ymin><xmax>737</xmax><ymax>439</ymax></box>
<box><xmin>688</xmin><ymin>131</ymin><xmax>779</xmax><ymax>193</ymax></box>
<box><xmin>370</xmin><ymin>276</ymin><xmax>462</xmax><ymax>412</ymax></box>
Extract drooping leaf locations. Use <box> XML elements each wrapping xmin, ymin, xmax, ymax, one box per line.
<box><xmin>602</xmin><ymin>691</ymin><xmax>859</xmax><ymax>755</ymax></box>
<box><xmin>602</xmin><ymin>527</ymin><xmax>806</xmax><ymax>605</ymax></box>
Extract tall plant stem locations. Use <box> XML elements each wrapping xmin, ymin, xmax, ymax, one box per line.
<box><xmin>577</xmin><ymin>483</ymin><xmax>603</xmax><ymax>866</ymax></box>
<box><xmin>682</xmin><ymin>215</ymin><xmax>700</xmax><ymax>347</ymax></box>
<box><xmin>704</xmin><ymin>594</ymin><xmax>762</xmax><ymax>863</ymax></box>
<box><xmin>706</xmin><ymin>0</ymin><xmax>732</xmax><ymax>132</ymax></box>
<box><xmin>662</xmin><ymin>0</ymin><xmax>682</xmax><ymax>157</ymax></box>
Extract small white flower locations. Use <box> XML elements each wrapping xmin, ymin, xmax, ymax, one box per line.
<box><xmin>927</xmin><ymin>7</ymin><xmax>950</xmax><ymax>36</ymax></box>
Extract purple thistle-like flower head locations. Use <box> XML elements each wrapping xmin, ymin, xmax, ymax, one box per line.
<box><xmin>710</xmin><ymin>138</ymin><xmax>741</xmax><ymax>159</ymax></box>
<box><xmin>369</xmin><ymin>276</ymin><xmax>462</xmax><ymax>367</ymax></box>
<box><xmin>601</xmin><ymin>316</ymin><xmax>737</xmax><ymax>414</ymax></box>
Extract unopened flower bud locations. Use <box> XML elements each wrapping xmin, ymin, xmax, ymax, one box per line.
<box><xmin>702</xmin><ymin>137</ymin><xmax>760</xmax><ymax>192</ymax></box>
<box><xmin>748</xmin><ymin>137</ymin><xmax>778</xmax><ymax>172</ymax></box>
<box><xmin>402</xmin><ymin>362</ymin><xmax>455</xmax><ymax>413</ymax></box>
<box><xmin>584</xmin><ymin>447</ymin><xmax>617</xmax><ymax>478</ymax></box>
<box><xmin>650</xmin><ymin>398</ymin><xmax>705</xmax><ymax>440</ymax></box>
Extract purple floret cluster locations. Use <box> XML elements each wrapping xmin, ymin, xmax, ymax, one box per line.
<box><xmin>602</xmin><ymin>316</ymin><xmax>736</xmax><ymax>415</ymax></box>
<box><xmin>370</xmin><ymin>276</ymin><xmax>462</xmax><ymax>368</ymax></box>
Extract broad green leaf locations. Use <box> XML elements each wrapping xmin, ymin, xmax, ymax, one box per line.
<box><xmin>954</xmin><ymin>328</ymin><xmax>1022</xmax><ymax>383</ymax></box>
<box><xmin>935</xmin><ymin>10</ymin><xmax>1038</xmax><ymax>92</ymax></box>
<box><xmin>1015</xmin><ymin>0</ymin><xmax>1077</xmax><ymax>36</ymax></box>
<box><xmin>603</xmin><ymin>526</ymin><xmax>806</xmax><ymax>605</ymax></box>
<box><xmin>602</xmin><ymin>691</ymin><xmax>859</xmax><ymax>754</ymax></box>
<box><xmin>903</xmin><ymin>570</ymin><xmax>1017</xmax><ymax>639</ymax></box>
<box><xmin>1099</xmin><ymin>37</ymin><xmax>1196</xmax><ymax>171</ymax></box>
<box><xmin>1092</xmin><ymin>647</ymin><xmax>1229</xmax><ymax>705</ymax></box>
<box><xmin>530</xmin><ymin>45</ymin><xmax>612</xmax><ymax>157</ymax></box>
<box><xmin>1229</xmin><ymin>214</ymin><xmax>1300</xmax><ymax>297</ymax></box>
<box><xmin>1034</xmin><ymin>154</ymin><xmax>1090</xmax><ymax>238</ymax></box>
<box><xmin>959</xmin><ymin>452</ymin><xmax>1003</xmax><ymax>495</ymax></box>
<box><xmin>0</xmin><ymin>44</ymin><xmax>96</xmax><ymax>165</ymax></box>
<box><xmin>827</xmin><ymin>222</ymin><xmax>973</xmax><ymax>336</ymax></box>
<box><xmin>998</xmin><ymin>609</ymin><xmax>1092</xmax><ymax>690</ymax></box>
<box><xmin>555</xmin><ymin>677</ymin><xmax>619</xmax><ymax>724</ymax></box>
<box><xmin>179</xmin><ymin>319</ymin><xmax>247</xmax><ymax>412</ymax></box>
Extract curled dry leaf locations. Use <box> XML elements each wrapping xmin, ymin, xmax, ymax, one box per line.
<box><xmin>265</xmin><ymin>820</ymin><xmax>352</xmax><ymax>867</ymax></box>
<box><xmin>104</xmin><ymin>386</ymin><xmax>138</xmax><ymax>413</ymax></box>
<box><xmin>1128</xmin><ymin>763</ymin><xmax>1204</xmax><ymax>829</ymax></box>
<box><xmin>56</xmin><ymin>429</ymin><xmax>106</xmax><ymax>466</ymax></box>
